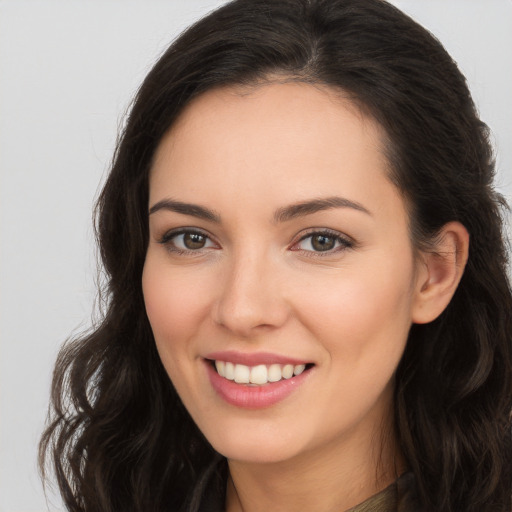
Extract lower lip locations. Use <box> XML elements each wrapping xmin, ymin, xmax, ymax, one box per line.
<box><xmin>205</xmin><ymin>361</ymin><xmax>311</xmax><ymax>409</ymax></box>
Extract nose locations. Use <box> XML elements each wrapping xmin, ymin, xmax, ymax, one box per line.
<box><xmin>212</xmin><ymin>250</ymin><xmax>290</xmax><ymax>338</ymax></box>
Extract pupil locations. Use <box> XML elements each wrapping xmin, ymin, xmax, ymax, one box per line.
<box><xmin>312</xmin><ymin>234</ymin><xmax>335</xmax><ymax>251</ymax></box>
<box><xmin>184</xmin><ymin>233</ymin><xmax>206</xmax><ymax>249</ymax></box>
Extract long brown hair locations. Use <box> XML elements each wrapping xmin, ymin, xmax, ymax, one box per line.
<box><xmin>40</xmin><ymin>1</ymin><xmax>512</xmax><ymax>510</ymax></box>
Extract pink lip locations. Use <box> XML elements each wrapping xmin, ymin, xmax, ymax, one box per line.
<box><xmin>204</xmin><ymin>359</ymin><xmax>312</xmax><ymax>409</ymax></box>
<box><xmin>204</xmin><ymin>350</ymin><xmax>310</xmax><ymax>366</ymax></box>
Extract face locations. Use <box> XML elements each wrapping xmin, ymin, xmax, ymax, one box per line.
<box><xmin>142</xmin><ymin>82</ymin><xmax>423</xmax><ymax>465</ymax></box>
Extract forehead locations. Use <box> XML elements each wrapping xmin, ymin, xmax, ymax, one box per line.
<box><xmin>149</xmin><ymin>82</ymin><xmax>403</xmax><ymax>224</ymax></box>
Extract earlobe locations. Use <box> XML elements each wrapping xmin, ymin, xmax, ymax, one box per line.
<box><xmin>412</xmin><ymin>222</ymin><xmax>469</xmax><ymax>324</ymax></box>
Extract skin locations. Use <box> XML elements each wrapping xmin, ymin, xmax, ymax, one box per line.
<box><xmin>142</xmin><ymin>82</ymin><xmax>468</xmax><ymax>512</ymax></box>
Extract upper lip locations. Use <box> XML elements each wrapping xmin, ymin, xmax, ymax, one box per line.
<box><xmin>204</xmin><ymin>350</ymin><xmax>311</xmax><ymax>366</ymax></box>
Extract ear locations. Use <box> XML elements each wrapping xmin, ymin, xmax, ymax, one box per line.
<box><xmin>412</xmin><ymin>221</ymin><xmax>469</xmax><ymax>324</ymax></box>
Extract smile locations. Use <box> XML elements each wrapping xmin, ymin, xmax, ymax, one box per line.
<box><xmin>214</xmin><ymin>360</ymin><xmax>307</xmax><ymax>385</ymax></box>
<box><xmin>204</xmin><ymin>353</ymin><xmax>314</xmax><ymax>409</ymax></box>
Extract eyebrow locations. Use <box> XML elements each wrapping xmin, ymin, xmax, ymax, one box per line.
<box><xmin>149</xmin><ymin>199</ymin><xmax>221</xmax><ymax>222</ymax></box>
<box><xmin>148</xmin><ymin>196</ymin><xmax>371</xmax><ymax>223</ymax></box>
<box><xmin>273</xmin><ymin>196</ymin><xmax>371</xmax><ymax>223</ymax></box>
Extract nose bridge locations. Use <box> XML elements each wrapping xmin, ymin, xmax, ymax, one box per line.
<box><xmin>213</xmin><ymin>243</ymin><xmax>288</xmax><ymax>336</ymax></box>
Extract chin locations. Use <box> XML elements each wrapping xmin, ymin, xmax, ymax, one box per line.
<box><xmin>216</xmin><ymin>443</ymin><xmax>300</xmax><ymax>465</ymax></box>
<box><xmin>203</xmin><ymin>422</ymin><xmax>307</xmax><ymax>464</ymax></box>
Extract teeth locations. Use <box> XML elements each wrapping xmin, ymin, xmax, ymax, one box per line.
<box><xmin>225</xmin><ymin>361</ymin><xmax>235</xmax><ymax>380</ymax></box>
<box><xmin>293</xmin><ymin>364</ymin><xmax>306</xmax><ymax>376</ymax></box>
<box><xmin>215</xmin><ymin>360</ymin><xmax>225</xmax><ymax>376</ymax></box>
<box><xmin>250</xmin><ymin>365</ymin><xmax>268</xmax><ymax>385</ymax></box>
<box><xmin>214</xmin><ymin>361</ymin><xmax>308</xmax><ymax>385</ymax></box>
<box><xmin>234</xmin><ymin>364</ymin><xmax>250</xmax><ymax>383</ymax></box>
<box><xmin>268</xmin><ymin>364</ymin><xmax>282</xmax><ymax>382</ymax></box>
<box><xmin>282</xmin><ymin>364</ymin><xmax>294</xmax><ymax>379</ymax></box>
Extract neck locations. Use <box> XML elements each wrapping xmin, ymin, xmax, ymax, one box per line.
<box><xmin>225</xmin><ymin>416</ymin><xmax>405</xmax><ymax>512</ymax></box>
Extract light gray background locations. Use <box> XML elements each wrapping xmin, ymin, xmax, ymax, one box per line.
<box><xmin>1</xmin><ymin>1</ymin><xmax>511</xmax><ymax>511</ymax></box>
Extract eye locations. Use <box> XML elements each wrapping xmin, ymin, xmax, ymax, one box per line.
<box><xmin>158</xmin><ymin>229</ymin><xmax>217</xmax><ymax>253</ymax></box>
<box><xmin>292</xmin><ymin>230</ymin><xmax>353</xmax><ymax>254</ymax></box>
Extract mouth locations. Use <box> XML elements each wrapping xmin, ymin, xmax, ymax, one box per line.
<box><xmin>203</xmin><ymin>351</ymin><xmax>314</xmax><ymax>408</ymax></box>
<box><xmin>208</xmin><ymin>359</ymin><xmax>314</xmax><ymax>386</ymax></box>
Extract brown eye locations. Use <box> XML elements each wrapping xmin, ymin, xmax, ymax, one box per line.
<box><xmin>311</xmin><ymin>234</ymin><xmax>336</xmax><ymax>251</ymax></box>
<box><xmin>293</xmin><ymin>230</ymin><xmax>353</xmax><ymax>254</ymax></box>
<box><xmin>183</xmin><ymin>232</ymin><xmax>207</xmax><ymax>249</ymax></box>
<box><xmin>159</xmin><ymin>229</ymin><xmax>216</xmax><ymax>253</ymax></box>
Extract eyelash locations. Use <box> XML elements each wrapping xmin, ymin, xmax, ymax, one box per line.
<box><xmin>291</xmin><ymin>229</ymin><xmax>354</xmax><ymax>256</ymax></box>
<box><xmin>157</xmin><ymin>228</ymin><xmax>354</xmax><ymax>256</ymax></box>
<box><xmin>158</xmin><ymin>228</ymin><xmax>217</xmax><ymax>255</ymax></box>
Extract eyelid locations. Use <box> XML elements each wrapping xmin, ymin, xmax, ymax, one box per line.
<box><xmin>289</xmin><ymin>228</ymin><xmax>354</xmax><ymax>254</ymax></box>
<box><xmin>156</xmin><ymin>226</ymin><xmax>354</xmax><ymax>256</ymax></box>
<box><xmin>158</xmin><ymin>227</ymin><xmax>219</xmax><ymax>254</ymax></box>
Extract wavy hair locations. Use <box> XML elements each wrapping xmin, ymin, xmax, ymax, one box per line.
<box><xmin>40</xmin><ymin>1</ymin><xmax>512</xmax><ymax>510</ymax></box>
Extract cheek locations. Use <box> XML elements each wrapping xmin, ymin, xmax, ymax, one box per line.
<box><xmin>141</xmin><ymin>258</ymin><xmax>213</xmax><ymax>357</ymax></box>
<box><xmin>294</xmin><ymin>255</ymin><xmax>415</xmax><ymax>359</ymax></box>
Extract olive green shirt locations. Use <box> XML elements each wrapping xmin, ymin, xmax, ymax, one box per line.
<box><xmin>197</xmin><ymin>461</ymin><xmax>421</xmax><ymax>512</ymax></box>
<box><xmin>346</xmin><ymin>472</ymin><xmax>420</xmax><ymax>511</ymax></box>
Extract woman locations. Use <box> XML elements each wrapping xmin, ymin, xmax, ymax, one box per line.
<box><xmin>40</xmin><ymin>0</ymin><xmax>512</xmax><ymax>511</ymax></box>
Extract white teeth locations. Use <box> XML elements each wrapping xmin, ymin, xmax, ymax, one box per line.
<box><xmin>234</xmin><ymin>364</ymin><xmax>250</xmax><ymax>384</ymax></box>
<box><xmin>224</xmin><ymin>361</ymin><xmax>235</xmax><ymax>380</ymax></box>
<box><xmin>215</xmin><ymin>360</ymin><xmax>225</xmax><ymax>376</ymax></box>
<box><xmin>213</xmin><ymin>361</ymin><xmax>308</xmax><ymax>385</ymax></box>
<box><xmin>293</xmin><ymin>364</ymin><xmax>306</xmax><ymax>376</ymax></box>
<box><xmin>282</xmin><ymin>364</ymin><xmax>294</xmax><ymax>379</ymax></box>
<box><xmin>250</xmin><ymin>365</ymin><xmax>268</xmax><ymax>384</ymax></box>
<box><xmin>268</xmin><ymin>364</ymin><xmax>282</xmax><ymax>382</ymax></box>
